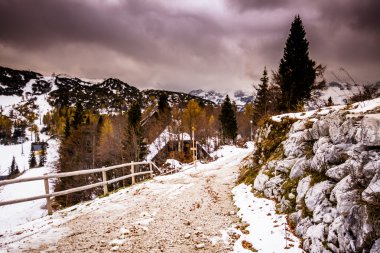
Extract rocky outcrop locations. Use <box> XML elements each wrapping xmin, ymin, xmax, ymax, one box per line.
<box><xmin>251</xmin><ymin>109</ymin><xmax>380</xmax><ymax>253</ymax></box>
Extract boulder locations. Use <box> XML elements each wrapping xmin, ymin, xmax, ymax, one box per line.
<box><xmin>362</xmin><ymin>171</ymin><xmax>380</xmax><ymax>205</ymax></box>
<box><xmin>274</xmin><ymin>158</ymin><xmax>298</xmax><ymax>173</ymax></box>
<box><xmin>328</xmin><ymin>112</ymin><xmax>357</xmax><ymax>144</ymax></box>
<box><xmin>263</xmin><ymin>175</ymin><xmax>284</xmax><ymax>198</ymax></box>
<box><xmin>290</xmin><ymin>157</ymin><xmax>309</xmax><ymax>180</ymax></box>
<box><xmin>283</xmin><ymin>133</ymin><xmax>307</xmax><ymax>157</ymax></box>
<box><xmin>345</xmin><ymin>205</ymin><xmax>374</xmax><ymax>252</ymax></box>
<box><xmin>326</xmin><ymin>162</ymin><xmax>351</xmax><ymax>181</ymax></box>
<box><xmin>313</xmin><ymin>137</ymin><xmax>331</xmax><ymax>154</ymax></box>
<box><xmin>290</xmin><ymin>120</ymin><xmax>308</xmax><ymax>133</ymax></box>
<box><xmin>310</xmin><ymin>119</ymin><xmax>330</xmax><ymax>140</ymax></box>
<box><xmin>330</xmin><ymin>176</ymin><xmax>360</xmax><ymax>215</ymax></box>
<box><xmin>356</xmin><ymin>114</ymin><xmax>380</xmax><ymax>147</ymax></box>
<box><xmin>327</xmin><ymin>216</ymin><xmax>344</xmax><ymax>245</ymax></box>
<box><xmin>305</xmin><ymin>181</ymin><xmax>334</xmax><ymax>212</ymax></box>
<box><xmin>370</xmin><ymin>238</ymin><xmax>380</xmax><ymax>253</ymax></box>
<box><xmin>312</xmin><ymin>198</ymin><xmax>335</xmax><ymax>224</ymax></box>
<box><xmin>296</xmin><ymin>175</ymin><xmax>311</xmax><ymax>204</ymax></box>
<box><xmin>310</xmin><ymin>144</ymin><xmax>347</xmax><ymax>173</ymax></box>
<box><xmin>305</xmin><ymin>223</ymin><xmax>328</xmax><ymax>253</ymax></box>
<box><xmin>253</xmin><ymin>172</ymin><xmax>269</xmax><ymax>192</ymax></box>
<box><xmin>295</xmin><ymin>217</ymin><xmax>313</xmax><ymax>238</ymax></box>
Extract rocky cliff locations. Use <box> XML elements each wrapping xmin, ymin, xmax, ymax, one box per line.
<box><xmin>245</xmin><ymin>99</ymin><xmax>380</xmax><ymax>252</ymax></box>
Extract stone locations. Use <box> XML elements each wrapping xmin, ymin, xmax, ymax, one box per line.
<box><xmin>311</xmin><ymin>119</ymin><xmax>330</xmax><ymax>140</ymax></box>
<box><xmin>370</xmin><ymin>238</ymin><xmax>380</xmax><ymax>253</ymax></box>
<box><xmin>326</xmin><ymin>162</ymin><xmax>351</xmax><ymax>181</ymax></box>
<box><xmin>362</xmin><ymin>173</ymin><xmax>380</xmax><ymax>205</ymax></box>
<box><xmin>295</xmin><ymin>217</ymin><xmax>313</xmax><ymax>238</ymax></box>
<box><xmin>305</xmin><ymin>181</ymin><xmax>334</xmax><ymax>212</ymax></box>
<box><xmin>275</xmin><ymin>158</ymin><xmax>298</xmax><ymax>173</ymax></box>
<box><xmin>184</xmin><ymin>233</ymin><xmax>191</xmax><ymax>239</ymax></box>
<box><xmin>195</xmin><ymin>243</ymin><xmax>205</xmax><ymax>249</ymax></box>
<box><xmin>305</xmin><ymin>223</ymin><xmax>327</xmax><ymax>253</ymax></box>
<box><xmin>290</xmin><ymin>120</ymin><xmax>307</xmax><ymax>132</ymax></box>
<box><xmin>283</xmin><ymin>133</ymin><xmax>307</xmax><ymax>157</ymax></box>
<box><xmin>313</xmin><ymin>137</ymin><xmax>331</xmax><ymax>154</ymax></box>
<box><xmin>253</xmin><ymin>172</ymin><xmax>269</xmax><ymax>192</ymax></box>
<box><xmin>312</xmin><ymin>198</ymin><xmax>335</xmax><ymax>224</ymax></box>
<box><xmin>290</xmin><ymin>157</ymin><xmax>309</xmax><ymax>180</ymax></box>
<box><xmin>327</xmin><ymin>243</ymin><xmax>339</xmax><ymax>253</ymax></box>
<box><xmin>357</xmin><ymin>114</ymin><xmax>380</xmax><ymax>146</ymax></box>
<box><xmin>330</xmin><ymin>176</ymin><xmax>361</xmax><ymax>215</ymax></box>
<box><xmin>310</xmin><ymin>144</ymin><xmax>347</xmax><ymax>173</ymax></box>
<box><xmin>296</xmin><ymin>176</ymin><xmax>311</xmax><ymax>204</ymax></box>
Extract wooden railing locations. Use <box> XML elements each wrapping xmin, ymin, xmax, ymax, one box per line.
<box><xmin>0</xmin><ymin>161</ymin><xmax>162</xmax><ymax>215</ymax></box>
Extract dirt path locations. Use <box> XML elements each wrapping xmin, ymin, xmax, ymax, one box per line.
<box><xmin>3</xmin><ymin>149</ymin><xmax>250</xmax><ymax>253</ymax></box>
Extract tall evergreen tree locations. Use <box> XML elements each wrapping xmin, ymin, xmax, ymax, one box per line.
<box><xmin>29</xmin><ymin>146</ymin><xmax>37</xmax><ymax>168</ymax></box>
<box><xmin>252</xmin><ymin>67</ymin><xmax>269</xmax><ymax>124</ymax></box>
<box><xmin>127</xmin><ymin>102</ymin><xmax>142</xmax><ymax>129</ymax></box>
<box><xmin>124</xmin><ymin>102</ymin><xmax>146</xmax><ymax>161</ymax></box>
<box><xmin>9</xmin><ymin>156</ymin><xmax>19</xmax><ymax>176</ymax></box>
<box><xmin>218</xmin><ymin>95</ymin><xmax>237</xmax><ymax>143</ymax></box>
<box><xmin>64</xmin><ymin>115</ymin><xmax>71</xmax><ymax>138</ymax></box>
<box><xmin>278</xmin><ymin>15</ymin><xmax>317</xmax><ymax>111</ymax></box>
<box><xmin>158</xmin><ymin>93</ymin><xmax>170</xmax><ymax>113</ymax></box>
<box><xmin>39</xmin><ymin>143</ymin><xmax>47</xmax><ymax>167</ymax></box>
<box><xmin>72</xmin><ymin>102</ymin><xmax>84</xmax><ymax>129</ymax></box>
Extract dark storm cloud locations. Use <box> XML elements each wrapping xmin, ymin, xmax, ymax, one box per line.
<box><xmin>0</xmin><ymin>0</ymin><xmax>225</xmax><ymax>64</ymax></box>
<box><xmin>227</xmin><ymin>0</ymin><xmax>292</xmax><ymax>11</ymax></box>
<box><xmin>0</xmin><ymin>0</ymin><xmax>379</xmax><ymax>91</ymax></box>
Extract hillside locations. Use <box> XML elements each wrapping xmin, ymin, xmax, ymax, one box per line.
<box><xmin>0</xmin><ymin>66</ymin><xmax>214</xmax><ymax>113</ymax></box>
<box><xmin>240</xmin><ymin>98</ymin><xmax>380</xmax><ymax>252</ymax></box>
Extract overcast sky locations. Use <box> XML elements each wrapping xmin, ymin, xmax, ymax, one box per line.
<box><xmin>0</xmin><ymin>0</ymin><xmax>379</xmax><ymax>92</ymax></box>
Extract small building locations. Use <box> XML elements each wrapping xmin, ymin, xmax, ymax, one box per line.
<box><xmin>153</xmin><ymin>140</ymin><xmax>211</xmax><ymax>165</ymax></box>
<box><xmin>31</xmin><ymin>142</ymin><xmax>48</xmax><ymax>154</ymax></box>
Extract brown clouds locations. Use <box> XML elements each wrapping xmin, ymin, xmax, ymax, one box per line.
<box><xmin>0</xmin><ymin>0</ymin><xmax>379</xmax><ymax>91</ymax></box>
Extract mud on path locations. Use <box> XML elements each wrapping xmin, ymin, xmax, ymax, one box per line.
<box><xmin>2</xmin><ymin>150</ymin><xmax>250</xmax><ymax>252</ymax></box>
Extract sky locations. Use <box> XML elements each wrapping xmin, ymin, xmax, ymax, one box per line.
<box><xmin>0</xmin><ymin>0</ymin><xmax>379</xmax><ymax>92</ymax></box>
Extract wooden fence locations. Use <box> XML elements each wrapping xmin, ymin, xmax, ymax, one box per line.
<box><xmin>0</xmin><ymin>161</ymin><xmax>162</xmax><ymax>215</ymax></box>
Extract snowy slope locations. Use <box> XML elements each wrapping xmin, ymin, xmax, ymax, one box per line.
<box><xmin>189</xmin><ymin>89</ymin><xmax>254</xmax><ymax>108</ymax></box>
<box><xmin>0</xmin><ymin>139</ymin><xmax>59</xmax><ymax>232</ymax></box>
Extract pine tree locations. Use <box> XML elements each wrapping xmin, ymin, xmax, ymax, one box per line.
<box><xmin>128</xmin><ymin>102</ymin><xmax>142</xmax><ymax>129</ymax></box>
<box><xmin>278</xmin><ymin>15</ymin><xmax>317</xmax><ymax>111</ymax></box>
<box><xmin>8</xmin><ymin>156</ymin><xmax>19</xmax><ymax>176</ymax></box>
<box><xmin>219</xmin><ymin>95</ymin><xmax>237</xmax><ymax>143</ymax></box>
<box><xmin>29</xmin><ymin>146</ymin><xmax>37</xmax><ymax>168</ymax></box>
<box><xmin>72</xmin><ymin>102</ymin><xmax>83</xmax><ymax>130</ymax></box>
<box><xmin>64</xmin><ymin>115</ymin><xmax>71</xmax><ymax>138</ymax></box>
<box><xmin>158</xmin><ymin>93</ymin><xmax>170</xmax><ymax>113</ymax></box>
<box><xmin>326</xmin><ymin>96</ymin><xmax>334</xmax><ymax>106</ymax></box>
<box><xmin>253</xmin><ymin>67</ymin><xmax>269</xmax><ymax>124</ymax></box>
<box><xmin>39</xmin><ymin>143</ymin><xmax>47</xmax><ymax>167</ymax></box>
<box><xmin>124</xmin><ymin>102</ymin><xmax>146</xmax><ymax>161</ymax></box>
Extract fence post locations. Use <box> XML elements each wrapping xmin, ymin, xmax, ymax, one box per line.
<box><xmin>149</xmin><ymin>162</ymin><xmax>153</xmax><ymax>178</ymax></box>
<box><xmin>102</xmin><ymin>167</ymin><xmax>108</xmax><ymax>195</ymax></box>
<box><xmin>43</xmin><ymin>174</ymin><xmax>52</xmax><ymax>215</ymax></box>
<box><xmin>131</xmin><ymin>161</ymin><xmax>135</xmax><ymax>185</ymax></box>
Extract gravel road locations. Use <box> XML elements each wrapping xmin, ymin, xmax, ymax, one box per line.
<box><xmin>2</xmin><ymin>148</ymin><xmax>250</xmax><ymax>253</ymax></box>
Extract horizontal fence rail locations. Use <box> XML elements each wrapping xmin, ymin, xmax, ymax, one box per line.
<box><xmin>0</xmin><ymin>161</ymin><xmax>163</xmax><ymax>215</ymax></box>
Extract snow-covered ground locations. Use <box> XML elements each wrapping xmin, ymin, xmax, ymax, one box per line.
<box><xmin>0</xmin><ymin>141</ymin><xmax>31</xmax><ymax>176</ymax></box>
<box><xmin>0</xmin><ymin>143</ymin><xmax>303</xmax><ymax>252</ymax></box>
<box><xmin>272</xmin><ymin>97</ymin><xmax>380</xmax><ymax>122</ymax></box>
<box><xmin>232</xmin><ymin>184</ymin><xmax>303</xmax><ymax>253</ymax></box>
<box><xmin>0</xmin><ymin>138</ymin><xmax>59</xmax><ymax>233</ymax></box>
